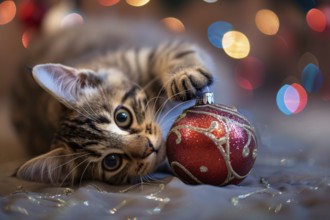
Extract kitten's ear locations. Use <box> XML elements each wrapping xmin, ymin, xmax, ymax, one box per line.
<box><xmin>32</xmin><ymin>63</ymin><xmax>101</xmax><ymax>106</ymax></box>
<box><xmin>15</xmin><ymin>147</ymin><xmax>78</xmax><ymax>185</ymax></box>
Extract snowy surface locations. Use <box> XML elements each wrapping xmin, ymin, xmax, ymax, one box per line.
<box><xmin>1</xmin><ymin>97</ymin><xmax>330</xmax><ymax>220</ymax></box>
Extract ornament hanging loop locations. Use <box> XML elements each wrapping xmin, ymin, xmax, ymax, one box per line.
<box><xmin>196</xmin><ymin>92</ymin><xmax>214</xmax><ymax>105</ymax></box>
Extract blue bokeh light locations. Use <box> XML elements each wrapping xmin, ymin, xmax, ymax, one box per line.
<box><xmin>207</xmin><ymin>21</ymin><xmax>233</xmax><ymax>48</ymax></box>
<box><xmin>276</xmin><ymin>84</ymin><xmax>292</xmax><ymax>115</ymax></box>
<box><xmin>302</xmin><ymin>63</ymin><xmax>323</xmax><ymax>93</ymax></box>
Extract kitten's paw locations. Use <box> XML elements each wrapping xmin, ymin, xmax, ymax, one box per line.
<box><xmin>168</xmin><ymin>66</ymin><xmax>213</xmax><ymax>101</ymax></box>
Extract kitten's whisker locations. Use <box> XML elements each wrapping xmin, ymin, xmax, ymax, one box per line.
<box><xmin>59</xmin><ymin>157</ymin><xmax>90</xmax><ymax>187</ymax></box>
<box><xmin>64</xmin><ymin>100</ymin><xmax>98</xmax><ymax>122</ymax></box>
<box><xmin>154</xmin><ymin>88</ymin><xmax>192</xmax><ymax>123</ymax></box>
<box><xmin>79</xmin><ymin>161</ymin><xmax>92</xmax><ymax>186</ymax></box>
<box><xmin>159</xmin><ymin>114</ymin><xmax>184</xmax><ymax>130</ymax></box>
<box><xmin>52</xmin><ymin>153</ymin><xmax>89</xmax><ymax>171</ymax></box>
<box><xmin>150</xmin><ymin>86</ymin><xmax>166</xmax><ymax>119</ymax></box>
<box><xmin>158</xmin><ymin>100</ymin><xmax>190</xmax><ymax>126</ymax></box>
<box><xmin>151</xmin><ymin>74</ymin><xmax>194</xmax><ymax>123</ymax></box>
<box><xmin>149</xmin><ymin>74</ymin><xmax>179</xmax><ymax>121</ymax></box>
<box><xmin>44</xmin><ymin>151</ymin><xmax>87</xmax><ymax>186</ymax></box>
<box><xmin>145</xmin><ymin>96</ymin><xmax>165</xmax><ymax>111</ymax></box>
<box><xmin>91</xmin><ymin>162</ymin><xmax>96</xmax><ymax>180</ymax></box>
<box><xmin>80</xmin><ymin>94</ymin><xmax>101</xmax><ymax>121</ymax></box>
<box><xmin>151</xmin><ymin>86</ymin><xmax>181</xmax><ymax>122</ymax></box>
<box><xmin>142</xmin><ymin>76</ymin><xmax>160</xmax><ymax>92</ymax></box>
<box><xmin>128</xmin><ymin>79</ymin><xmax>144</xmax><ymax>92</ymax></box>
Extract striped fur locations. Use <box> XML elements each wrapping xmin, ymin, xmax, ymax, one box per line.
<box><xmin>10</xmin><ymin>18</ymin><xmax>213</xmax><ymax>185</ymax></box>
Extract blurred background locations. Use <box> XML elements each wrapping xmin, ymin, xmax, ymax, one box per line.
<box><xmin>1</xmin><ymin>0</ymin><xmax>330</xmax><ymax>164</ymax></box>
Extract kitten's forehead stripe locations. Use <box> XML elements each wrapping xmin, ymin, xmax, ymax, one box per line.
<box><xmin>84</xmin><ymin>149</ymin><xmax>102</xmax><ymax>157</ymax></box>
<box><xmin>85</xmin><ymin>119</ymin><xmax>104</xmax><ymax>133</ymax></box>
<box><xmin>81</xmin><ymin>141</ymin><xmax>100</xmax><ymax>147</ymax></box>
<box><xmin>174</xmin><ymin>50</ymin><xmax>196</xmax><ymax>59</ymax></box>
<box><xmin>122</xmin><ymin>85</ymin><xmax>139</xmax><ymax>103</ymax></box>
<box><xmin>131</xmin><ymin>97</ymin><xmax>144</xmax><ymax>125</ymax></box>
<box><xmin>59</xmin><ymin>123</ymin><xmax>104</xmax><ymax>141</ymax></box>
<box><xmin>95</xmin><ymin>115</ymin><xmax>111</xmax><ymax>124</ymax></box>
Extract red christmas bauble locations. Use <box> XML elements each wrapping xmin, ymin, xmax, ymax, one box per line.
<box><xmin>166</xmin><ymin>93</ymin><xmax>257</xmax><ymax>186</ymax></box>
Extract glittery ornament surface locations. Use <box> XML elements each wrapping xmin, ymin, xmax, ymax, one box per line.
<box><xmin>166</xmin><ymin>104</ymin><xmax>257</xmax><ymax>186</ymax></box>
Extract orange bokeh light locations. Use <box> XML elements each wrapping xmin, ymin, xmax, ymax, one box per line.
<box><xmin>161</xmin><ymin>17</ymin><xmax>185</xmax><ymax>33</ymax></box>
<box><xmin>255</xmin><ymin>9</ymin><xmax>280</xmax><ymax>35</ymax></box>
<box><xmin>0</xmin><ymin>0</ymin><xmax>16</xmax><ymax>25</ymax></box>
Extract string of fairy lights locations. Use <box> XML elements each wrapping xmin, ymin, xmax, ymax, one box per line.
<box><xmin>0</xmin><ymin>0</ymin><xmax>328</xmax><ymax>116</ymax></box>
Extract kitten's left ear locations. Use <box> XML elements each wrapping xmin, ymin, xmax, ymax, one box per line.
<box><xmin>32</xmin><ymin>63</ymin><xmax>101</xmax><ymax>107</ymax></box>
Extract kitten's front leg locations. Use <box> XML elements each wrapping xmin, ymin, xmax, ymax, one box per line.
<box><xmin>153</xmin><ymin>41</ymin><xmax>214</xmax><ymax>101</ymax></box>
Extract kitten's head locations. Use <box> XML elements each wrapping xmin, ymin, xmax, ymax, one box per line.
<box><xmin>16</xmin><ymin>64</ymin><xmax>166</xmax><ymax>185</ymax></box>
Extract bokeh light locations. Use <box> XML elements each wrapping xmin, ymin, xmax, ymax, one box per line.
<box><xmin>203</xmin><ymin>0</ymin><xmax>218</xmax><ymax>3</ymax></box>
<box><xmin>306</xmin><ymin>8</ymin><xmax>327</xmax><ymax>32</ymax></box>
<box><xmin>98</xmin><ymin>0</ymin><xmax>120</xmax><ymax>7</ymax></box>
<box><xmin>0</xmin><ymin>0</ymin><xmax>16</xmax><ymax>25</ymax></box>
<box><xmin>21</xmin><ymin>29</ymin><xmax>34</xmax><ymax>48</ymax></box>
<box><xmin>207</xmin><ymin>21</ymin><xmax>233</xmax><ymax>48</ymax></box>
<box><xmin>298</xmin><ymin>52</ymin><xmax>319</xmax><ymax>74</ymax></box>
<box><xmin>277</xmin><ymin>83</ymin><xmax>308</xmax><ymax>115</ymax></box>
<box><xmin>284</xmin><ymin>85</ymin><xmax>300</xmax><ymax>114</ymax></box>
<box><xmin>60</xmin><ymin>12</ymin><xmax>84</xmax><ymax>29</ymax></box>
<box><xmin>291</xmin><ymin>83</ymin><xmax>308</xmax><ymax>114</ymax></box>
<box><xmin>161</xmin><ymin>17</ymin><xmax>185</xmax><ymax>33</ymax></box>
<box><xmin>255</xmin><ymin>9</ymin><xmax>280</xmax><ymax>35</ymax></box>
<box><xmin>277</xmin><ymin>84</ymin><xmax>291</xmax><ymax>115</ymax></box>
<box><xmin>235</xmin><ymin>56</ymin><xmax>265</xmax><ymax>90</ymax></box>
<box><xmin>322</xmin><ymin>6</ymin><xmax>330</xmax><ymax>29</ymax></box>
<box><xmin>222</xmin><ymin>31</ymin><xmax>250</xmax><ymax>59</ymax></box>
<box><xmin>301</xmin><ymin>63</ymin><xmax>323</xmax><ymax>93</ymax></box>
<box><xmin>126</xmin><ymin>0</ymin><xmax>150</xmax><ymax>7</ymax></box>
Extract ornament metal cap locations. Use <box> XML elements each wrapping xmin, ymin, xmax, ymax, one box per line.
<box><xmin>196</xmin><ymin>92</ymin><xmax>214</xmax><ymax>105</ymax></box>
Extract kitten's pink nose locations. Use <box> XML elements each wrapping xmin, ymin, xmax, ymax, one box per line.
<box><xmin>142</xmin><ymin>140</ymin><xmax>157</xmax><ymax>158</ymax></box>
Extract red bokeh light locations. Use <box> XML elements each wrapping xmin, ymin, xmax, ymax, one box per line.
<box><xmin>291</xmin><ymin>83</ymin><xmax>308</xmax><ymax>114</ymax></box>
<box><xmin>235</xmin><ymin>56</ymin><xmax>265</xmax><ymax>90</ymax></box>
<box><xmin>306</xmin><ymin>8</ymin><xmax>327</xmax><ymax>32</ymax></box>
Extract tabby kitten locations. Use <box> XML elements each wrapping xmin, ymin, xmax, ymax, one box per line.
<box><xmin>10</xmin><ymin>18</ymin><xmax>213</xmax><ymax>185</ymax></box>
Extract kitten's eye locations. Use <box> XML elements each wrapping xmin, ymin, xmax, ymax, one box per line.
<box><xmin>103</xmin><ymin>154</ymin><xmax>122</xmax><ymax>171</ymax></box>
<box><xmin>114</xmin><ymin>106</ymin><xmax>132</xmax><ymax>129</ymax></box>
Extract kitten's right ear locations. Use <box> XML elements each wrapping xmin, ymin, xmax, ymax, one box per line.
<box><xmin>15</xmin><ymin>147</ymin><xmax>78</xmax><ymax>185</ymax></box>
<box><xmin>32</xmin><ymin>63</ymin><xmax>101</xmax><ymax>107</ymax></box>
